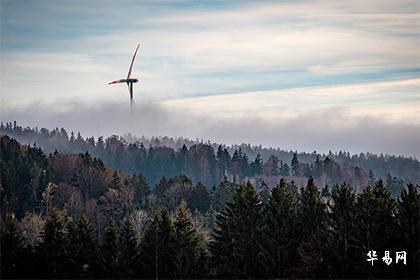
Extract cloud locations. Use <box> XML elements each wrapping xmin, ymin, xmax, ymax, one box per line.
<box><xmin>1</xmin><ymin>0</ymin><xmax>419</xmax><ymax>106</ymax></box>
<box><xmin>1</xmin><ymin>100</ymin><xmax>419</xmax><ymax>158</ymax></box>
<box><xmin>162</xmin><ymin>78</ymin><xmax>420</xmax><ymax>124</ymax></box>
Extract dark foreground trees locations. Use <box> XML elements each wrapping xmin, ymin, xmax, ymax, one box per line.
<box><xmin>1</xmin><ymin>135</ymin><xmax>419</xmax><ymax>279</ymax></box>
<box><xmin>2</xmin><ymin>179</ymin><xmax>419</xmax><ymax>279</ymax></box>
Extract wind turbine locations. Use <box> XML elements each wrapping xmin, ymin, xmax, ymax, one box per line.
<box><xmin>108</xmin><ymin>44</ymin><xmax>140</xmax><ymax>107</ymax></box>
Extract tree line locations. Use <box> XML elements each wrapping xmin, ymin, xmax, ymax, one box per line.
<box><xmin>1</xmin><ymin>122</ymin><xmax>417</xmax><ymax>194</ymax></box>
<box><xmin>1</xmin><ymin>135</ymin><xmax>419</xmax><ymax>279</ymax></box>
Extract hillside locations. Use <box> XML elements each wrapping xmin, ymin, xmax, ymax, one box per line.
<box><xmin>1</xmin><ymin>122</ymin><xmax>419</xmax><ymax>196</ymax></box>
<box><xmin>1</xmin><ymin>134</ymin><xmax>419</xmax><ymax>278</ymax></box>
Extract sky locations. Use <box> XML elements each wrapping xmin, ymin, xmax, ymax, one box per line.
<box><xmin>1</xmin><ymin>0</ymin><xmax>420</xmax><ymax>157</ymax></box>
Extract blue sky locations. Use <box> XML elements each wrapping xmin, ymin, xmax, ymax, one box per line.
<box><xmin>1</xmin><ymin>0</ymin><xmax>420</xmax><ymax>156</ymax></box>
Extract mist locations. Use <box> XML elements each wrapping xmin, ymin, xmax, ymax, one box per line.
<box><xmin>1</xmin><ymin>100</ymin><xmax>419</xmax><ymax>158</ymax></box>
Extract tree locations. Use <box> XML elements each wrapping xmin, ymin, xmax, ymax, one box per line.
<box><xmin>298</xmin><ymin>177</ymin><xmax>327</xmax><ymax>238</ymax></box>
<box><xmin>281</xmin><ymin>162</ymin><xmax>290</xmax><ymax>177</ymax></box>
<box><xmin>353</xmin><ymin>180</ymin><xmax>396</xmax><ymax>278</ymax></box>
<box><xmin>18</xmin><ymin>212</ymin><xmax>45</xmax><ymax>248</ymax></box>
<box><xmin>130</xmin><ymin>174</ymin><xmax>150</xmax><ymax>206</ymax></box>
<box><xmin>216</xmin><ymin>145</ymin><xmax>230</xmax><ymax>178</ymax></box>
<box><xmin>173</xmin><ymin>201</ymin><xmax>207</xmax><ymax>279</ymax></box>
<box><xmin>386</xmin><ymin>173</ymin><xmax>404</xmax><ymax>197</ymax></box>
<box><xmin>0</xmin><ymin>218</ymin><xmax>25</xmax><ymax>278</ymax></box>
<box><xmin>291</xmin><ymin>153</ymin><xmax>300</xmax><ymax>176</ymax></box>
<box><xmin>77</xmin><ymin>216</ymin><xmax>97</xmax><ymax>277</ymax></box>
<box><xmin>119</xmin><ymin>218</ymin><xmax>139</xmax><ymax>278</ymax></box>
<box><xmin>263</xmin><ymin>155</ymin><xmax>280</xmax><ymax>176</ymax></box>
<box><xmin>313</xmin><ymin>155</ymin><xmax>323</xmax><ymax>178</ymax></box>
<box><xmin>41</xmin><ymin>208</ymin><xmax>69</xmax><ymax>277</ymax></box>
<box><xmin>328</xmin><ymin>183</ymin><xmax>357</xmax><ymax>278</ymax></box>
<box><xmin>211</xmin><ymin>179</ymin><xmax>237</xmax><ymax>212</ymax></box>
<box><xmin>100</xmin><ymin>220</ymin><xmax>119</xmax><ymax>278</ymax></box>
<box><xmin>189</xmin><ymin>182</ymin><xmax>210</xmax><ymax>213</ymax></box>
<box><xmin>293</xmin><ymin>177</ymin><xmax>329</xmax><ymax>278</ymax></box>
<box><xmin>397</xmin><ymin>184</ymin><xmax>420</xmax><ymax>278</ymax></box>
<box><xmin>139</xmin><ymin>209</ymin><xmax>175</xmax><ymax>279</ymax></box>
<box><xmin>210</xmin><ymin>182</ymin><xmax>264</xmax><ymax>278</ymax></box>
<box><xmin>250</xmin><ymin>153</ymin><xmax>263</xmax><ymax>176</ymax></box>
<box><xmin>262</xmin><ymin>178</ymin><xmax>299</xmax><ymax>278</ymax></box>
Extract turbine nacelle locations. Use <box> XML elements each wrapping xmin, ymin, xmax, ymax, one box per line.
<box><xmin>108</xmin><ymin>78</ymin><xmax>139</xmax><ymax>85</ymax></box>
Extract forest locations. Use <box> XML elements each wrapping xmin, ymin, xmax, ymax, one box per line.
<box><xmin>1</xmin><ymin>122</ymin><xmax>419</xmax><ymax>194</ymax></box>
<box><xmin>1</xmin><ymin>124</ymin><xmax>420</xmax><ymax>279</ymax></box>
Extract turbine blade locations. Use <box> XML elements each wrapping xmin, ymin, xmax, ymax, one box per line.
<box><xmin>129</xmin><ymin>83</ymin><xmax>134</xmax><ymax>108</ymax></box>
<box><xmin>127</xmin><ymin>44</ymin><xmax>140</xmax><ymax>79</ymax></box>
<box><xmin>108</xmin><ymin>79</ymin><xmax>125</xmax><ymax>85</ymax></box>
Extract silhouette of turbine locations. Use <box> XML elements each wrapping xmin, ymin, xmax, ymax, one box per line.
<box><xmin>108</xmin><ymin>44</ymin><xmax>140</xmax><ymax>107</ymax></box>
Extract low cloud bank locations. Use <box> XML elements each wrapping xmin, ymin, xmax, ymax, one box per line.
<box><xmin>1</xmin><ymin>101</ymin><xmax>419</xmax><ymax>158</ymax></box>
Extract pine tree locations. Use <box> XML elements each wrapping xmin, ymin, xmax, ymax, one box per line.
<box><xmin>291</xmin><ymin>153</ymin><xmax>300</xmax><ymax>176</ymax></box>
<box><xmin>100</xmin><ymin>219</ymin><xmax>119</xmax><ymax>278</ymax></box>
<box><xmin>139</xmin><ymin>209</ymin><xmax>175</xmax><ymax>279</ymax></box>
<box><xmin>119</xmin><ymin>217</ymin><xmax>139</xmax><ymax>278</ymax></box>
<box><xmin>0</xmin><ymin>218</ymin><xmax>25</xmax><ymax>278</ymax></box>
<box><xmin>262</xmin><ymin>178</ymin><xmax>299</xmax><ymax>278</ymax></box>
<box><xmin>329</xmin><ymin>183</ymin><xmax>357</xmax><ymax>278</ymax></box>
<box><xmin>293</xmin><ymin>178</ymin><xmax>329</xmax><ymax>278</ymax></box>
<box><xmin>64</xmin><ymin>219</ymin><xmax>80</xmax><ymax>277</ymax></box>
<box><xmin>281</xmin><ymin>162</ymin><xmax>290</xmax><ymax>176</ymax></box>
<box><xmin>190</xmin><ymin>182</ymin><xmax>210</xmax><ymax>213</ymax></box>
<box><xmin>173</xmin><ymin>201</ymin><xmax>207</xmax><ymax>279</ymax></box>
<box><xmin>314</xmin><ymin>155</ymin><xmax>323</xmax><ymax>178</ymax></box>
<box><xmin>210</xmin><ymin>182</ymin><xmax>264</xmax><ymax>278</ymax></box>
<box><xmin>299</xmin><ymin>177</ymin><xmax>327</xmax><ymax>238</ymax></box>
<box><xmin>77</xmin><ymin>215</ymin><xmax>97</xmax><ymax>277</ymax></box>
<box><xmin>353</xmin><ymin>180</ymin><xmax>396</xmax><ymax>278</ymax></box>
<box><xmin>397</xmin><ymin>184</ymin><xmax>420</xmax><ymax>278</ymax></box>
<box><xmin>250</xmin><ymin>153</ymin><xmax>263</xmax><ymax>176</ymax></box>
<box><xmin>41</xmin><ymin>208</ymin><xmax>69</xmax><ymax>278</ymax></box>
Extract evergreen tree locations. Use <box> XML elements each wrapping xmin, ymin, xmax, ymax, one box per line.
<box><xmin>298</xmin><ymin>177</ymin><xmax>327</xmax><ymax>238</ymax></box>
<box><xmin>190</xmin><ymin>182</ymin><xmax>210</xmax><ymax>213</ymax></box>
<box><xmin>281</xmin><ymin>162</ymin><xmax>290</xmax><ymax>176</ymax></box>
<box><xmin>353</xmin><ymin>180</ymin><xmax>396</xmax><ymax>278</ymax></box>
<box><xmin>258</xmin><ymin>181</ymin><xmax>270</xmax><ymax>203</ymax></box>
<box><xmin>41</xmin><ymin>208</ymin><xmax>69</xmax><ymax>278</ymax></box>
<box><xmin>328</xmin><ymin>183</ymin><xmax>358</xmax><ymax>278</ymax></box>
<box><xmin>291</xmin><ymin>153</ymin><xmax>300</xmax><ymax>176</ymax></box>
<box><xmin>0</xmin><ymin>218</ymin><xmax>25</xmax><ymax>278</ymax></box>
<box><xmin>100</xmin><ymin>219</ymin><xmax>119</xmax><ymax>278</ymax></box>
<box><xmin>77</xmin><ymin>215</ymin><xmax>97</xmax><ymax>277</ymax></box>
<box><xmin>210</xmin><ymin>182</ymin><xmax>264</xmax><ymax>278</ymax></box>
<box><xmin>139</xmin><ymin>209</ymin><xmax>175</xmax><ymax>279</ymax></box>
<box><xmin>262</xmin><ymin>178</ymin><xmax>299</xmax><ymax>278</ymax></box>
<box><xmin>397</xmin><ymin>184</ymin><xmax>420</xmax><ymax>278</ymax></box>
<box><xmin>173</xmin><ymin>201</ymin><xmax>207</xmax><ymax>279</ymax></box>
<box><xmin>131</xmin><ymin>174</ymin><xmax>150</xmax><ymax>206</ymax></box>
<box><xmin>250</xmin><ymin>153</ymin><xmax>263</xmax><ymax>176</ymax></box>
<box><xmin>368</xmin><ymin>169</ymin><xmax>375</xmax><ymax>186</ymax></box>
<box><xmin>211</xmin><ymin>179</ymin><xmax>237</xmax><ymax>212</ymax></box>
<box><xmin>293</xmin><ymin>178</ymin><xmax>329</xmax><ymax>278</ymax></box>
<box><xmin>119</xmin><ymin>217</ymin><xmax>139</xmax><ymax>278</ymax></box>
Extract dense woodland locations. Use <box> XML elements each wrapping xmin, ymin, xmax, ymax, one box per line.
<box><xmin>1</xmin><ymin>122</ymin><xmax>419</xmax><ymax>195</ymax></box>
<box><xmin>1</xmin><ymin>125</ymin><xmax>420</xmax><ymax>279</ymax></box>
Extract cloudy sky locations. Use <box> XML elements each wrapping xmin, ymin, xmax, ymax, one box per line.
<box><xmin>1</xmin><ymin>0</ymin><xmax>419</xmax><ymax>157</ymax></box>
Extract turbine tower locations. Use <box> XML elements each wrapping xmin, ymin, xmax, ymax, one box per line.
<box><xmin>108</xmin><ymin>44</ymin><xmax>140</xmax><ymax>107</ymax></box>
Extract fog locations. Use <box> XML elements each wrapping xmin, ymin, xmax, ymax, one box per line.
<box><xmin>2</xmin><ymin>101</ymin><xmax>419</xmax><ymax>158</ymax></box>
